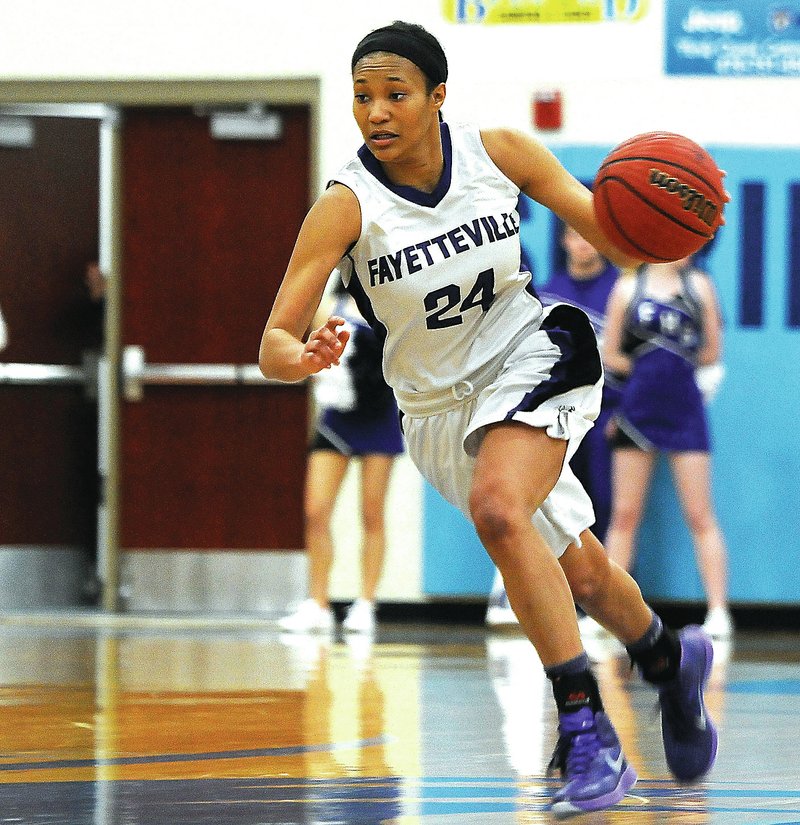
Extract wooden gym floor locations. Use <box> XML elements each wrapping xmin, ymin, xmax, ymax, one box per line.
<box><xmin>1</xmin><ymin>613</ymin><xmax>798</xmax><ymax>823</ymax></box>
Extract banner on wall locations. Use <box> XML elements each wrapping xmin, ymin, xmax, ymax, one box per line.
<box><xmin>442</xmin><ymin>0</ymin><xmax>649</xmax><ymax>25</ymax></box>
<box><xmin>665</xmin><ymin>0</ymin><xmax>800</xmax><ymax>76</ymax></box>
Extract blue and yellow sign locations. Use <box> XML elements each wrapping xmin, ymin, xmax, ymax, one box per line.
<box><xmin>442</xmin><ymin>0</ymin><xmax>649</xmax><ymax>24</ymax></box>
<box><xmin>665</xmin><ymin>0</ymin><xmax>800</xmax><ymax>75</ymax></box>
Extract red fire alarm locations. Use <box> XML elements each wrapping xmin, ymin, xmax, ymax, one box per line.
<box><xmin>533</xmin><ymin>89</ymin><xmax>563</xmax><ymax>131</ymax></box>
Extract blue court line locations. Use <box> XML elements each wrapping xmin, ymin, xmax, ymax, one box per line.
<box><xmin>0</xmin><ymin>735</ymin><xmax>394</xmax><ymax>772</ymax></box>
<box><xmin>622</xmin><ymin>808</ymin><xmax>800</xmax><ymax>816</ymax></box>
<box><xmin>628</xmin><ymin>679</ymin><xmax>800</xmax><ymax>697</ymax></box>
<box><xmin>1</xmin><ymin>776</ymin><xmax>799</xmax><ymax>822</ymax></box>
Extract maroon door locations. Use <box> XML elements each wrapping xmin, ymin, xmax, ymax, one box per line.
<box><xmin>119</xmin><ymin>107</ymin><xmax>309</xmax><ymax>553</ymax></box>
<box><xmin>0</xmin><ymin>117</ymin><xmax>101</xmax><ymax>603</ymax></box>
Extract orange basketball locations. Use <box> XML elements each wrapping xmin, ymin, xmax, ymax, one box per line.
<box><xmin>592</xmin><ymin>132</ymin><xmax>727</xmax><ymax>263</ymax></box>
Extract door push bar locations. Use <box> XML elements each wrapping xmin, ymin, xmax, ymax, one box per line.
<box><xmin>0</xmin><ymin>362</ymin><xmax>86</xmax><ymax>386</ymax></box>
<box><xmin>0</xmin><ymin>353</ymin><xmax>102</xmax><ymax>399</ymax></box>
<box><xmin>122</xmin><ymin>345</ymin><xmax>294</xmax><ymax>402</ymax></box>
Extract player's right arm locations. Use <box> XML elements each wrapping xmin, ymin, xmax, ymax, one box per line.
<box><xmin>259</xmin><ymin>184</ymin><xmax>361</xmax><ymax>383</ymax></box>
<box><xmin>602</xmin><ymin>272</ymin><xmax>636</xmax><ymax>376</ymax></box>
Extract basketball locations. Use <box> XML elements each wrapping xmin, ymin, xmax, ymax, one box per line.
<box><xmin>592</xmin><ymin>132</ymin><xmax>727</xmax><ymax>263</ymax></box>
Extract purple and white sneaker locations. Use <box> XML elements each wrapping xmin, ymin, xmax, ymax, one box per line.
<box><xmin>548</xmin><ymin>706</ymin><xmax>637</xmax><ymax>819</ymax></box>
<box><xmin>659</xmin><ymin>624</ymin><xmax>718</xmax><ymax>782</ymax></box>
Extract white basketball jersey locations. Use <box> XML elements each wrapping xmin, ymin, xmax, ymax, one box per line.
<box><xmin>330</xmin><ymin>122</ymin><xmax>543</xmax><ymax>396</ymax></box>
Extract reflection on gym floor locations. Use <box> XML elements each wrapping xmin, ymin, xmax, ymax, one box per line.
<box><xmin>0</xmin><ymin>616</ymin><xmax>798</xmax><ymax>823</ymax></box>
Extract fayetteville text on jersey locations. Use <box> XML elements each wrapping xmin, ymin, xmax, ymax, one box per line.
<box><xmin>366</xmin><ymin>211</ymin><xmax>520</xmax><ymax>287</ymax></box>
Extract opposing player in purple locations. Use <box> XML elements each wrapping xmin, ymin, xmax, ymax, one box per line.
<box><xmin>259</xmin><ymin>21</ymin><xmax>718</xmax><ymax>817</ymax></box>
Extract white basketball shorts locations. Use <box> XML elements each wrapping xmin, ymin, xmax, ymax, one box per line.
<box><xmin>400</xmin><ymin>304</ymin><xmax>603</xmax><ymax>557</ymax></box>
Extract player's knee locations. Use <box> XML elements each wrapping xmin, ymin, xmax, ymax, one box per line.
<box><xmin>566</xmin><ymin>551</ymin><xmax>611</xmax><ymax>606</ymax></box>
<box><xmin>470</xmin><ymin>493</ymin><xmax>519</xmax><ymax>550</ymax></box>
<box><xmin>683</xmin><ymin>505</ymin><xmax>714</xmax><ymax>536</ymax></box>
<box><xmin>609</xmin><ymin>501</ymin><xmax>641</xmax><ymax>533</ymax></box>
<box><xmin>304</xmin><ymin>501</ymin><xmax>332</xmax><ymax>533</ymax></box>
<box><xmin>361</xmin><ymin>508</ymin><xmax>385</xmax><ymax>534</ymax></box>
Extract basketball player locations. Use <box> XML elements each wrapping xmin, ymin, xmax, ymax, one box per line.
<box><xmin>603</xmin><ymin>256</ymin><xmax>733</xmax><ymax>639</ymax></box>
<box><xmin>279</xmin><ymin>276</ymin><xmax>403</xmax><ymax>634</ymax></box>
<box><xmin>259</xmin><ymin>21</ymin><xmax>717</xmax><ymax>817</ymax></box>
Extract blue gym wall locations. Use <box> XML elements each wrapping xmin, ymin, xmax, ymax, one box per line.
<box><xmin>423</xmin><ymin>145</ymin><xmax>800</xmax><ymax>606</ymax></box>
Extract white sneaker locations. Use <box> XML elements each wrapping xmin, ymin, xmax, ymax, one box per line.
<box><xmin>702</xmin><ymin>606</ymin><xmax>734</xmax><ymax>639</ymax></box>
<box><xmin>278</xmin><ymin>599</ymin><xmax>334</xmax><ymax>633</ymax></box>
<box><xmin>342</xmin><ymin>598</ymin><xmax>376</xmax><ymax>633</ymax></box>
<box><xmin>578</xmin><ymin>614</ymin><xmax>609</xmax><ymax>638</ymax></box>
<box><xmin>485</xmin><ymin>604</ymin><xmax>519</xmax><ymax>628</ymax></box>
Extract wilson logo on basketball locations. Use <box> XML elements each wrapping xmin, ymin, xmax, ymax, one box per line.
<box><xmin>649</xmin><ymin>169</ymin><xmax>718</xmax><ymax>227</ymax></box>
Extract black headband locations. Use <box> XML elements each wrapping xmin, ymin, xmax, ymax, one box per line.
<box><xmin>351</xmin><ymin>28</ymin><xmax>448</xmax><ymax>86</ymax></box>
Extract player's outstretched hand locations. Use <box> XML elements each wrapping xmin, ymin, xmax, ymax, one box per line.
<box><xmin>302</xmin><ymin>316</ymin><xmax>350</xmax><ymax>374</ymax></box>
